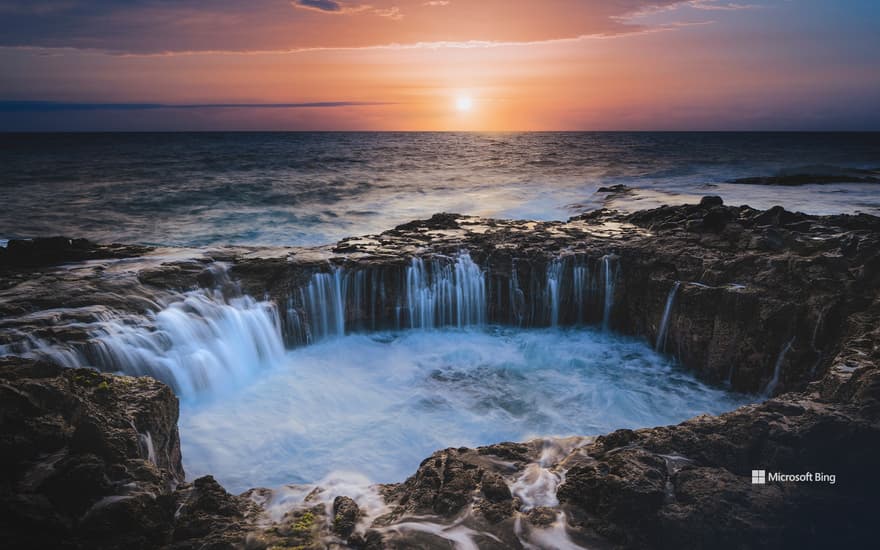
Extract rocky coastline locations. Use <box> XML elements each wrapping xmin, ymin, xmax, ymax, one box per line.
<box><xmin>1</xmin><ymin>198</ymin><xmax>878</xmax><ymax>549</ymax></box>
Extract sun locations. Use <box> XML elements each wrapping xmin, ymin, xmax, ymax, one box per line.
<box><xmin>455</xmin><ymin>95</ymin><xmax>473</xmax><ymax>112</ymax></box>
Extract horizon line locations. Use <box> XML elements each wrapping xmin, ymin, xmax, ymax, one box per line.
<box><xmin>1</xmin><ymin>129</ymin><xmax>879</xmax><ymax>134</ymax></box>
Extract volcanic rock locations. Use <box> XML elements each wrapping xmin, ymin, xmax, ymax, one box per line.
<box><xmin>1</xmin><ymin>200</ymin><xmax>879</xmax><ymax>548</ymax></box>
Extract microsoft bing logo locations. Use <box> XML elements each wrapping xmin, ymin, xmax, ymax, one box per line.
<box><xmin>751</xmin><ymin>470</ymin><xmax>766</xmax><ymax>484</ymax></box>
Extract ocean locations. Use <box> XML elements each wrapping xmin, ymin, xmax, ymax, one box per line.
<box><xmin>1</xmin><ymin>131</ymin><xmax>878</xmax><ymax>247</ymax></box>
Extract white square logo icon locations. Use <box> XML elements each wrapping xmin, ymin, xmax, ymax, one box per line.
<box><xmin>751</xmin><ymin>470</ymin><xmax>766</xmax><ymax>484</ymax></box>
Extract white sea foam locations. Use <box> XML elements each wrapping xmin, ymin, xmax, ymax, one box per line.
<box><xmin>179</xmin><ymin>326</ymin><xmax>754</xmax><ymax>493</ymax></box>
<box><xmin>18</xmin><ymin>286</ymin><xmax>287</xmax><ymax>398</ymax></box>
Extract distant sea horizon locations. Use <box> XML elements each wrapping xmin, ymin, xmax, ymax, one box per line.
<box><xmin>2</xmin><ymin>131</ymin><xmax>878</xmax><ymax>248</ymax></box>
<box><xmin>3</xmin><ymin>129</ymin><xmax>879</xmax><ymax>133</ymax></box>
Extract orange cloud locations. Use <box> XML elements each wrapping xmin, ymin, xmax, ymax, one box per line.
<box><xmin>0</xmin><ymin>0</ymin><xmax>693</xmax><ymax>54</ymax></box>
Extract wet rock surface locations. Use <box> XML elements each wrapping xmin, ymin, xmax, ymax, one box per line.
<box><xmin>0</xmin><ymin>358</ymin><xmax>257</xmax><ymax>549</ymax></box>
<box><xmin>332</xmin><ymin>496</ymin><xmax>360</xmax><ymax>538</ymax></box>
<box><xmin>1</xmin><ymin>199</ymin><xmax>879</xmax><ymax>548</ymax></box>
<box><xmin>728</xmin><ymin>169</ymin><xmax>880</xmax><ymax>186</ymax></box>
<box><xmin>0</xmin><ymin>237</ymin><xmax>150</xmax><ymax>270</ymax></box>
<box><xmin>557</xmin><ymin>394</ymin><xmax>878</xmax><ymax>548</ymax></box>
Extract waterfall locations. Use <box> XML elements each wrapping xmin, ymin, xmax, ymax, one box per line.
<box><xmin>406</xmin><ymin>257</ymin><xmax>433</xmax><ymax>329</ymax></box>
<box><xmin>538</xmin><ymin>256</ymin><xmax>594</xmax><ymax>327</ymax></box>
<box><xmin>284</xmin><ymin>303</ymin><xmax>309</xmax><ymax>346</ymax></box>
<box><xmin>138</xmin><ymin>430</ymin><xmax>157</xmax><ymax>465</ymax></box>
<box><xmin>545</xmin><ymin>259</ymin><xmax>564</xmax><ymax>327</ymax></box>
<box><xmin>285</xmin><ymin>252</ymin><xmax>619</xmax><ymax>336</ymax></box>
<box><xmin>572</xmin><ymin>262</ymin><xmax>588</xmax><ymax>324</ymax></box>
<box><xmin>301</xmin><ymin>269</ymin><xmax>347</xmax><ymax>341</ymax></box>
<box><xmin>295</xmin><ymin>264</ymin><xmax>381</xmax><ymax>343</ymax></box>
<box><xmin>655</xmin><ymin>281</ymin><xmax>681</xmax><ymax>352</ymax></box>
<box><xmin>31</xmin><ymin>289</ymin><xmax>288</xmax><ymax>398</ymax></box>
<box><xmin>3</xmin><ymin>250</ymin><xmax>644</xmax><ymax>409</ymax></box>
<box><xmin>13</xmin><ymin>251</ymin><xmax>634</xmax><ymax>399</ymax></box>
<box><xmin>601</xmin><ymin>255</ymin><xmax>617</xmax><ymax>331</ymax></box>
<box><xmin>508</xmin><ymin>260</ymin><xmax>526</xmax><ymax>326</ymax></box>
<box><xmin>293</xmin><ymin>251</ymin><xmax>488</xmax><ymax>338</ymax></box>
<box><xmin>5</xmin><ymin>332</ymin><xmax>82</xmax><ymax>369</ymax></box>
<box><xmin>403</xmin><ymin>252</ymin><xmax>487</xmax><ymax>328</ymax></box>
<box><xmin>764</xmin><ymin>337</ymin><xmax>794</xmax><ymax>396</ymax></box>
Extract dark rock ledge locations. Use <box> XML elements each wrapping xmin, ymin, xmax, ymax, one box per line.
<box><xmin>0</xmin><ymin>358</ymin><xmax>258</xmax><ymax>549</ymax></box>
<box><xmin>1</xmin><ymin>199</ymin><xmax>879</xmax><ymax>549</ymax></box>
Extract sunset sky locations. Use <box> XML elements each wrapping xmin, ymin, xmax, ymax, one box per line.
<box><xmin>1</xmin><ymin>0</ymin><xmax>878</xmax><ymax>131</ymax></box>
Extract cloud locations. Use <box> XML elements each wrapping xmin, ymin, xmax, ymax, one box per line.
<box><xmin>294</xmin><ymin>0</ymin><xmax>343</xmax><ymax>12</ymax></box>
<box><xmin>0</xmin><ymin>101</ymin><xmax>391</xmax><ymax>112</ymax></box>
<box><xmin>0</xmin><ymin>0</ymin><xmax>716</xmax><ymax>55</ymax></box>
<box><xmin>372</xmin><ymin>6</ymin><xmax>403</xmax><ymax>19</ymax></box>
<box><xmin>293</xmin><ymin>1</ymin><xmax>403</xmax><ymax>19</ymax></box>
<box><xmin>689</xmin><ymin>1</ymin><xmax>760</xmax><ymax>10</ymax></box>
<box><xmin>0</xmin><ymin>1</ymin><xmax>78</xmax><ymax>14</ymax></box>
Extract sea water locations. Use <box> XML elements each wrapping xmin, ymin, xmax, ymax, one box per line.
<box><xmin>178</xmin><ymin>326</ymin><xmax>753</xmax><ymax>493</ymax></box>
<box><xmin>1</xmin><ymin>132</ymin><xmax>878</xmax><ymax>247</ymax></box>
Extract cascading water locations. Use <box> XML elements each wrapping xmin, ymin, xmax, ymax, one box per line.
<box><xmin>508</xmin><ymin>260</ymin><xmax>526</xmax><ymax>326</ymax></box>
<box><xmin>542</xmin><ymin>257</ymin><xmax>592</xmax><ymax>327</ymax></box>
<box><xmin>288</xmin><ymin>265</ymin><xmax>388</xmax><ymax>345</ymax></box>
<box><xmin>602</xmin><ymin>255</ymin><xmax>617</xmax><ymax>331</ymax></box>
<box><xmin>87</xmin><ymin>291</ymin><xmax>285</xmax><ymax>397</ymax></box>
<box><xmin>572</xmin><ymin>262</ymin><xmax>589</xmax><ymax>324</ymax></box>
<box><xmin>656</xmin><ymin>281</ymin><xmax>681</xmax><ymax>352</ymax></box>
<box><xmin>404</xmin><ymin>252</ymin><xmax>487</xmax><ymax>329</ymax></box>
<box><xmin>11</xmin><ymin>250</ymin><xmax>629</xmax><ymax>403</ymax></box>
<box><xmin>764</xmin><ymin>337</ymin><xmax>795</xmax><ymax>396</ymax></box>
<box><xmin>301</xmin><ymin>269</ymin><xmax>347</xmax><ymax>341</ymax></box>
<box><xmin>13</xmin><ymin>280</ymin><xmax>286</xmax><ymax>398</ymax></box>
<box><xmin>510</xmin><ymin>438</ymin><xmax>591</xmax><ymax>549</ymax></box>
<box><xmin>545</xmin><ymin>259</ymin><xmax>564</xmax><ymax>327</ymax></box>
<box><xmin>287</xmin><ymin>251</ymin><xmax>616</xmax><ymax>339</ymax></box>
<box><xmin>292</xmin><ymin>252</ymin><xmax>488</xmax><ymax>340</ymax></box>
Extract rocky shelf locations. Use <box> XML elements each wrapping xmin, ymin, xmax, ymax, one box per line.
<box><xmin>1</xmin><ymin>198</ymin><xmax>878</xmax><ymax>549</ymax></box>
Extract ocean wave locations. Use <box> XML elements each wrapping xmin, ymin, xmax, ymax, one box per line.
<box><xmin>2</xmin><ymin>132</ymin><xmax>878</xmax><ymax>246</ymax></box>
